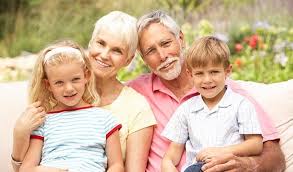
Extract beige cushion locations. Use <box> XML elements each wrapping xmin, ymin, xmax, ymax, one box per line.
<box><xmin>1</xmin><ymin>80</ymin><xmax>292</xmax><ymax>171</ymax></box>
<box><xmin>236</xmin><ymin>80</ymin><xmax>293</xmax><ymax>171</ymax></box>
<box><xmin>0</xmin><ymin>81</ymin><xmax>28</xmax><ymax>172</ymax></box>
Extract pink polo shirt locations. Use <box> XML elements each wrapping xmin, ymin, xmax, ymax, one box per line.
<box><xmin>127</xmin><ymin>73</ymin><xmax>279</xmax><ymax>172</ymax></box>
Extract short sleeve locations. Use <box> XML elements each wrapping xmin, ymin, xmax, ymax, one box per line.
<box><xmin>161</xmin><ymin>105</ymin><xmax>189</xmax><ymax>144</ymax></box>
<box><xmin>128</xmin><ymin>98</ymin><xmax>157</xmax><ymax>134</ymax></box>
<box><xmin>31</xmin><ymin>124</ymin><xmax>44</xmax><ymax>140</ymax></box>
<box><xmin>238</xmin><ymin>98</ymin><xmax>262</xmax><ymax>135</ymax></box>
<box><xmin>104</xmin><ymin>113</ymin><xmax>122</xmax><ymax>139</ymax></box>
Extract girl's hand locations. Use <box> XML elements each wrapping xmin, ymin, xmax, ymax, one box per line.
<box><xmin>196</xmin><ymin>147</ymin><xmax>229</xmax><ymax>163</ymax></box>
<box><xmin>14</xmin><ymin>101</ymin><xmax>46</xmax><ymax>135</ymax></box>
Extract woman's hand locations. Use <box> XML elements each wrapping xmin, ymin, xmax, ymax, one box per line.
<box><xmin>14</xmin><ymin>101</ymin><xmax>46</xmax><ymax>135</ymax></box>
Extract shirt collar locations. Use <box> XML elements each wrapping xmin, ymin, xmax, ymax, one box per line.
<box><xmin>192</xmin><ymin>85</ymin><xmax>233</xmax><ymax>113</ymax></box>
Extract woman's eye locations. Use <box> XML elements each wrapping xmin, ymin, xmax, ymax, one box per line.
<box><xmin>113</xmin><ymin>48</ymin><xmax>122</xmax><ymax>54</ymax></box>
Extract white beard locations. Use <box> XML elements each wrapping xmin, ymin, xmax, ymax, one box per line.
<box><xmin>153</xmin><ymin>52</ymin><xmax>184</xmax><ymax>80</ymax></box>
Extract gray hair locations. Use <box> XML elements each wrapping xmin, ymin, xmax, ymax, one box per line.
<box><xmin>137</xmin><ymin>10</ymin><xmax>181</xmax><ymax>39</ymax></box>
<box><xmin>89</xmin><ymin>11</ymin><xmax>138</xmax><ymax>59</ymax></box>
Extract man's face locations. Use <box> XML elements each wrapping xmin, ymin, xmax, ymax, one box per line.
<box><xmin>139</xmin><ymin>23</ymin><xmax>184</xmax><ymax>80</ymax></box>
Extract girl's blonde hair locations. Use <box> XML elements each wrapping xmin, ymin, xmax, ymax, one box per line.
<box><xmin>186</xmin><ymin>36</ymin><xmax>230</xmax><ymax>72</ymax></box>
<box><xmin>29</xmin><ymin>40</ymin><xmax>100</xmax><ymax>112</ymax></box>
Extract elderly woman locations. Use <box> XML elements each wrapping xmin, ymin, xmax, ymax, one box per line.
<box><xmin>11</xmin><ymin>11</ymin><xmax>156</xmax><ymax>172</ymax></box>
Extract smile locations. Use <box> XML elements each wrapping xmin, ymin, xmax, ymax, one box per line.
<box><xmin>64</xmin><ymin>93</ymin><xmax>77</xmax><ymax>98</ymax></box>
<box><xmin>96</xmin><ymin>60</ymin><xmax>110</xmax><ymax>67</ymax></box>
<box><xmin>159</xmin><ymin>60</ymin><xmax>176</xmax><ymax>71</ymax></box>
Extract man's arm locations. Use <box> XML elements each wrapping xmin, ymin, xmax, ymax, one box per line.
<box><xmin>202</xmin><ymin>140</ymin><xmax>285</xmax><ymax>172</ymax></box>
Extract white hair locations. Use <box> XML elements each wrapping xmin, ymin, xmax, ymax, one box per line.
<box><xmin>137</xmin><ymin>10</ymin><xmax>181</xmax><ymax>44</ymax></box>
<box><xmin>89</xmin><ymin>11</ymin><xmax>138</xmax><ymax>59</ymax></box>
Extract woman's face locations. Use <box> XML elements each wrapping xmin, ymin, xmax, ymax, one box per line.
<box><xmin>88</xmin><ymin>29</ymin><xmax>130</xmax><ymax>79</ymax></box>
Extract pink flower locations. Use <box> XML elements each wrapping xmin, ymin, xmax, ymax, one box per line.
<box><xmin>235</xmin><ymin>43</ymin><xmax>243</xmax><ymax>52</ymax></box>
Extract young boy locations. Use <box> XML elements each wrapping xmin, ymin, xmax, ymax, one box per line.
<box><xmin>161</xmin><ymin>36</ymin><xmax>263</xmax><ymax>172</ymax></box>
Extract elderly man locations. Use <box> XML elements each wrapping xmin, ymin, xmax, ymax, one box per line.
<box><xmin>128</xmin><ymin>10</ymin><xmax>285</xmax><ymax>172</ymax></box>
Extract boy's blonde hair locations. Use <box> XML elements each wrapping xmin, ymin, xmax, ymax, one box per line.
<box><xmin>186</xmin><ymin>36</ymin><xmax>230</xmax><ymax>71</ymax></box>
<box><xmin>89</xmin><ymin>11</ymin><xmax>138</xmax><ymax>60</ymax></box>
<box><xmin>29</xmin><ymin>40</ymin><xmax>100</xmax><ymax>112</ymax></box>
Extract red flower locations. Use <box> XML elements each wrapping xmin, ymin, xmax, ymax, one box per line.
<box><xmin>249</xmin><ymin>34</ymin><xmax>259</xmax><ymax>49</ymax></box>
<box><xmin>235</xmin><ymin>43</ymin><xmax>243</xmax><ymax>52</ymax></box>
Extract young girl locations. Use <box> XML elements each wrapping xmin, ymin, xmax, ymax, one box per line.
<box><xmin>19</xmin><ymin>40</ymin><xmax>124</xmax><ymax>172</ymax></box>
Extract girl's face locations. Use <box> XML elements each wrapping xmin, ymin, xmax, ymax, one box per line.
<box><xmin>88</xmin><ymin>29</ymin><xmax>131</xmax><ymax>80</ymax></box>
<box><xmin>45</xmin><ymin>62</ymin><xmax>89</xmax><ymax>110</ymax></box>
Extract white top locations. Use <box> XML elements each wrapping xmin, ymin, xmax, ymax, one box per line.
<box><xmin>162</xmin><ymin>87</ymin><xmax>262</xmax><ymax>170</ymax></box>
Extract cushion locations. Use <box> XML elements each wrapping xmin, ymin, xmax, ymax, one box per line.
<box><xmin>236</xmin><ymin>79</ymin><xmax>293</xmax><ymax>171</ymax></box>
<box><xmin>1</xmin><ymin>80</ymin><xmax>292</xmax><ymax>171</ymax></box>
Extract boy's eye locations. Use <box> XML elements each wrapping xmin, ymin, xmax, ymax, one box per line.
<box><xmin>55</xmin><ymin>81</ymin><xmax>63</xmax><ymax>85</ymax></box>
<box><xmin>193</xmin><ymin>72</ymin><xmax>203</xmax><ymax>76</ymax></box>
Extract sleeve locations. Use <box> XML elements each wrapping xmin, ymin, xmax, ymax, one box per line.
<box><xmin>104</xmin><ymin>113</ymin><xmax>122</xmax><ymax>139</ymax></box>
<box><xmin>227</xmin><ymin>78</ymin><xmax>279</xmax><ymax>141</ymax></box>
<box><xmin>128</xmin><ymin>97</ymin><xmax>157</xmax><ymax>134</ymax></box>
<box><xmin>161</xmin><ymin>104</ymin><xmax>189</xmax><ymax>144</ymax></box>
<box><xmin>30</xmin><ymin>124</ymin><xmax>44</xmax><ymax>141</ymax></box>
<box><xmin>237</xmin><ymin>98</ymin><xmax>262</xmax><ymax>135</ymax></box>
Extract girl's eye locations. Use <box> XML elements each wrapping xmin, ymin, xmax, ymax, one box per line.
<box><xmin>73</xmin><ymin>77</ymin><xmax>81</xmax><ymax>82</ymax></box>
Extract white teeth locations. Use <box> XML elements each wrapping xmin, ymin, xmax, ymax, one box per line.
<box><xmin>96</xmin><ymin>60</ymin><xmax>110</xmax><ymax>67</ymax></box>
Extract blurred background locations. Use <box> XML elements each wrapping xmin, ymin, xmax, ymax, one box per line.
<box><xmin>0</xmin><ymin>0</ymin><xmax>292</xmax><ymax>83</ymax></box>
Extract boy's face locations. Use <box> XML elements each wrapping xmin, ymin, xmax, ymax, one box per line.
<box><xmin>191</xmin><ymin>62</ymin><xmax>232</xmax><ymax>104</ymax></box>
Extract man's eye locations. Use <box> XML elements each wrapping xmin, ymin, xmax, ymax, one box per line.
<box><xmin>162</xmin><ymin>41</ymin><xmax>171</xmax><ymax>47</ymax></box>
<box><xmin>146</xmin><ymin>48</ymin><xmax>155</xmax><ymax>55</ymax></box>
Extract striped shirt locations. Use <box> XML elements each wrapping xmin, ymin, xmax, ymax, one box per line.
<box><xmin>162</xmin><ymin>87</ymin><xmax>262</xmax><ymax>170</ymax></box>
<box><xmin>31</xmin><ymin>106</ymin><xmax>121</xmax><ymax>172</ymax></box>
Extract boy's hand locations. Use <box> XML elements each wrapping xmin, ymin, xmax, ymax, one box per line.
<box><xmin>196</xmin><ymin>147</ymin><xmax>229</xmax><ymax>162</ymax></box>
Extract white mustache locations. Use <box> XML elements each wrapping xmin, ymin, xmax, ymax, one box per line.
<box><xmin>157</xmin><ymin>57</ymin><xmax>179</xmax><ymax>71</ymax></box>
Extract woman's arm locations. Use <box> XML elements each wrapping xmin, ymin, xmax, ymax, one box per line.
<box><xmin>19</xmin><ymin>139</ymin><xmax>42</xmax><ymax>172</ymax></box>
<box><xmin>12</xmin><ymin>101</ymin><xmax>46</xmax><ymax>172</ymax></box>
<box><xmin>202</xmin><ymin>140</ymin><xmax>285</xmax><ymax>172</ymax></box>
<box><xmin>125</xmin><ymin>126</ymin><xmax>153</xmax><ymax>172</ymax></box>
<box><xmin>106</xmin><ymin>130</ymin><xmax>124</xmax><ymax>172</ymax></box>
<box><xmin>161</xmin><ymin>142</ymin><xmax>185</xmax><ymax>172</ymax></box>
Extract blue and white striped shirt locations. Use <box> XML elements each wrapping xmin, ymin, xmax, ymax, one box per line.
<box><xmin>31</xmin><ymin>106</ymin><xmax>121</xmax><ymax>172</ymax></box>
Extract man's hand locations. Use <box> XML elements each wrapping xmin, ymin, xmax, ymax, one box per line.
<box><xmin>201</xmin><ymin>153</ymin><xmax>257</xmax><ymax>172</ymax></box>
